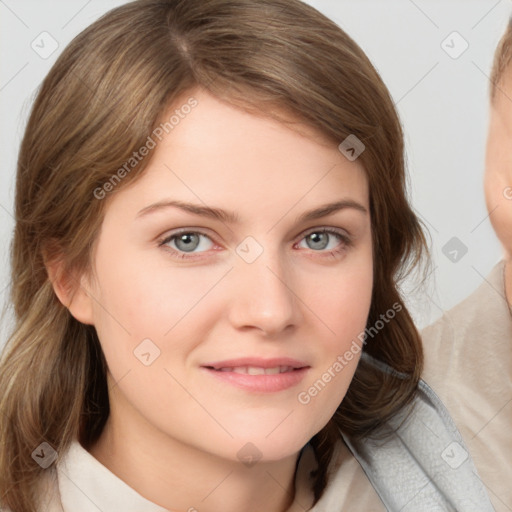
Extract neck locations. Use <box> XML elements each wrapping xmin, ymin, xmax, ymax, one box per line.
<box><xmin>88</xmin><ymin>377</ymin><xmax>312</xmax><ymax>512</ymax></box>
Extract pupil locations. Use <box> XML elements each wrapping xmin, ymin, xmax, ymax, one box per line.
<box><xmin>309</xmin><ymin>232</ymin><xmax>328</xmax><ymax>250</ymax></box>
<box><xmin>176</xmin><ymin>233</ymin><xmax>199</xmax><ymax>252</ymax></box>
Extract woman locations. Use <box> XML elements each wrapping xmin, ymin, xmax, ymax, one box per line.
<box><xmin>0</xmin><ymin>0</ymin><xmax>494</xmax><ymax>510</ymax></box>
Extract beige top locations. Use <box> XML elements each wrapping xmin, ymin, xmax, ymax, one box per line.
<box><xmin>422</xmin><ymin>259</ymin><xmax>512</xmax><ymax>512</ymax></box>
<box><xmin>30</xmin><ymin>435</ymin><xmax>385</xmax><ymax>512</ymax></box>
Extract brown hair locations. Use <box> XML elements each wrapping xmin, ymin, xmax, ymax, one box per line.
<box><xmin>490</xmin><ymin>17</ymin><xmax>512</xmax><ymax>100</ymax></box>
<box><xmin>0</xmin><ymin>0</ymin><xmax>428</xmax><ymax>509</ymax></box>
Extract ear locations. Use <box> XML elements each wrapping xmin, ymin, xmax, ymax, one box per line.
<box><xmin>43</xmin><ymin>247</ymin><xmax>95</xmax><ymax>326</ymax></box>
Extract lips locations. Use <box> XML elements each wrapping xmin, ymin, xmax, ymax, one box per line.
<box><xmin>215</xmin><ymin>366</ymin><xmax>296</xmax><ymax>375</ymax></box>
<box><xmin>202</xmin><ymin>357</ymin><xmax>308</xmax><ymax>371</ymax></box>
<box><xmin>201</xmin><ymin>357</ymin><xmax>310</xmax><ymax>393</ymax></box>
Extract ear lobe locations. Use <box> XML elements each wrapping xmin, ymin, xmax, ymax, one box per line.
<box><xmin>44</xmin><ymin>249</ymin><xmax>95</xmax><ymax>326</ymax></box>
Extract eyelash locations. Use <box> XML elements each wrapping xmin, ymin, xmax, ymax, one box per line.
<box><xmin>158</xmin><ymin>227</ymin><xmax>353</xmax><ymax>261</ymax></box>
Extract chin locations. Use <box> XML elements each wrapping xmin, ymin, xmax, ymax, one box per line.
<box><xmin>226</xmin><ymin>438</ymin><xmax>308</xmax><ymax>465</ymax></box>
<box><xmin>222</xmin><ymin>422</ymin><xmax>322</xmax><ymax>464</ymax></box>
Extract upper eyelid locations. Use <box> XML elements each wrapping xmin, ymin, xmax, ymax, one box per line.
<box><xmin>300</xmin><ymin>226</ymin><xmax>349</xmax><ymax>238</ymax></box>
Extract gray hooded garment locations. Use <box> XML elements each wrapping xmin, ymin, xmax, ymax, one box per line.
<box><xmin>335</xmin><ymin>353</ymin><xmax>495</xmax><ymax>511</ymax></box>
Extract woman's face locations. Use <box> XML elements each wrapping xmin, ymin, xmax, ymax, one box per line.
<box><xmin>79</xmin><ymin>89</ymin><xmax>373</xmax><ymax>462</ymax></box>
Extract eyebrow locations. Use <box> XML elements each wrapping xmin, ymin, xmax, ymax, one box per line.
<box><xmin>135</xmin><ymin>198</ymin><xmax>368</xmax><ymax>224</ymax></box>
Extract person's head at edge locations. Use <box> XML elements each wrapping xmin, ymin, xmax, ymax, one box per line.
<box><xmin>0</xmin><ymin>0</ymin><xmax>428</xmax><ymax>510</ymax></box>
<box><xmin>486</xmin><ymin>16</ymin><xmax>512</xmax><ymax>303</ymax></box>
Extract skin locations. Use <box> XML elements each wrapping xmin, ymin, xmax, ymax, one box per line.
<box><xmin>50</xmin><ymin>89</ymin><xmax>373</xmax><ymax>512</ymax></box>
<box><xmin>485</xmin><ymin>70</ymin><xmax>512</xmax><ymax>306</ymax></box>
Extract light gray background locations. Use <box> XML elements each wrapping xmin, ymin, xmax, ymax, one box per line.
<box><xmin>0</xmin><ymin>0</ymin><xmax>509</xmax><ymax>345</ymax></box>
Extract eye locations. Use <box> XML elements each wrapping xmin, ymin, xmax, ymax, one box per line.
<box><xmin>158</xmin><ymin>227</ymin><xmax>352</xmax><ymax>261</ymax></box>
<box><xmin>160</xmin><ymin>230</ymin><xmax>214</xmax><ymax>254</ymax></box>
<box><xmin>296</xmin><ymin>228</ymin><xmax>351</xmax><ymax>253</ymax></box>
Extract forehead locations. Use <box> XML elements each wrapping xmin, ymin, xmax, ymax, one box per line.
<box><xmin>108</xmin><ymin>90</ymin><xmax>369</xmax><ymax>219</ymax></box>
<box><xmin>180</xmin><ymin>91</ymin><xmax>364</xmax><ymax>178</ymax></box>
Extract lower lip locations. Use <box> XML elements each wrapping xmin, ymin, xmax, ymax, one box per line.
<box><xmin>202</xmin><ymin>367</ymin><xmax>309</xmax><ymax>393</ymax></box>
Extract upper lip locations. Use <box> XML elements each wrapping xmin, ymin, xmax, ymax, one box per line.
<box><xmin>201</xmin><ymin>357</ymin><xmax>309</xmax><ymax>370</ymax></box>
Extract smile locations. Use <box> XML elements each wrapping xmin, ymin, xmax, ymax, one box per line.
<box><xmin>210</xmin><ymin>366</ymin><xmax>298</xmax><ymax>375</ymax></box>
<box><xmin>201</xmin><ymin>358</ymin><xmax>310</xmax><ymax>393</ymax></box>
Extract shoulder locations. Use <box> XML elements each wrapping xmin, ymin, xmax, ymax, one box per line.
<box><xmin>421</xmin><ymin>259</ymin><xmax>511</xmax><ymax>399</ymax></box>
<box><xmin>341</xmin><ymin>357</ymin><xmax>495</xmax><ymax>511</ymax></box>
<box><xmin>422</xmin><ymin>259</ymin><xmax>507</xmax><ymax>350</ymax></box>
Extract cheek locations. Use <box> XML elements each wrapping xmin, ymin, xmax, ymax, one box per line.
<box><xmin>88</xmin><ymin>254</ymin><xmax>232</xmax><ymax>444</ymax></box>
<box><xmin>89</xmin><ymin>248</ymin><xmax>232</xmax><ymax>393</ymax></box>
<box><xmin>307</xmin><ymin>248</ymin><xmax>373</xmax><ymax>349</ymax></box>
<box><xmin>321</xmin><ymin>272</ymin><xmax>372</xmax><ymax>339</ymax></box>
<box><xmin>485</xmin><ymin>167</ymin><xmax>512</xmax><ymax>254</ymax></box>
<box><xmin>294</xmin><ymin>248</ymin><xmax>373</xmax><ymax>424</ymax></box>
<box><xmin>92</xmin><ymin>251</ymin><xmax>229</xmax><ymax>339</ymax></box>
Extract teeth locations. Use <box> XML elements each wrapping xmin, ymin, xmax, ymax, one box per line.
<box><xmin>247</xmin><ymin>366</ymin><xmax>265</xmax><ymax>375</ymax></box>
<box><xmin>215</xmin><ymin>366</ymin><xmax>295</xmax><ymax>374</ymax></box>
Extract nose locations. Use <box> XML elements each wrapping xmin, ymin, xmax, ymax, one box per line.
<box><xmin>227</xmin><ymin>248</ymin><xmax>301</xmax><ymax>337</ymax></box>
